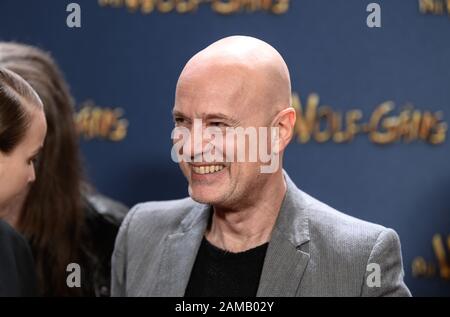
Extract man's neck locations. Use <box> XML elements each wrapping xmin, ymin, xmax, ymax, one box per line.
<box><xmin>205</xmin><ymin>171</ymin><xmax>286</xmax><ymax>253</ymax></box>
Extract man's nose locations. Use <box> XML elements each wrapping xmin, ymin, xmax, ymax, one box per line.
<box><xmin>188</xmin><ymin>119</ymin><xmax>209</xmax><ymax>160</ymax></box>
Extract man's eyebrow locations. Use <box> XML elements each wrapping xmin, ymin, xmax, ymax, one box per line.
<box><xmin>204</xmin><ymin>113</ymin><xmax>240</xmax><ymax>125</ymax></box>
<box><xmin>172</xmin><ymin>110</ymin><xmax>186</xmax><ymax>118</ymax></box>
<box><xmin>172</xmin><ymin>111</ymin><xmax>240</xmax><ymax>125</ymax></box>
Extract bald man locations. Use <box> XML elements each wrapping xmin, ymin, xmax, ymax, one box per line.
<box><xmin>111</xmin><ymin>36</ymin><xmax>411</xmax><ymax>297</ymax></box>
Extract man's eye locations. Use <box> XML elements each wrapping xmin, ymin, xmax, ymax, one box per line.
<box><xmin>174</xmin><ymin>117</ymin><xmax>186</xmax><ymax>124</ymax></box>
<box><xmin>210</xmin><ymin>121</ymin><xmax>226</xmax><ymax>127</ymax></box>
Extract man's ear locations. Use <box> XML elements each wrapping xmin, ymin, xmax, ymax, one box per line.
<box><xmin>272</xmin><ymin>107</ymin><xmax>296</xmax><ymax>154</ymax></box>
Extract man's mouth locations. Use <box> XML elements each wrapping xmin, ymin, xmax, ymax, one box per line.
<box><xmin>191</xmin><ymin>164</ymin><xmax>225</xmax><ymax>175</ymax></box>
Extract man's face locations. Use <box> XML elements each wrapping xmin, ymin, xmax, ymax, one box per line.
<box><xmin>173</xmin><ymin>63</ymin><xmax>271</xmax><ymax>207</ymax></box>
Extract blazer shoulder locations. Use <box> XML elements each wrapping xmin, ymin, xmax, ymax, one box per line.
<box><xmin>122</xmin><ymin>197</ymin><xmax>202</xmax><ymax>234</ymax></box>
<box><xmin>300</xmin><ymin>190</ymin><xmax>388</xmax><ymax>251</ymax></box>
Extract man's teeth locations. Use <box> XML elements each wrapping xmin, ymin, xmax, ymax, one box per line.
<box><xmin>192</xmin><ymin>165</ymin><xmax>224</xmax><ymax>175</ymax></box>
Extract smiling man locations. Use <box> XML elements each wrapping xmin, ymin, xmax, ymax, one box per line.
<box><xmin>111</xmin><ymin>36</ymin><xmax>411</xmax><ymax>297</ymax></box>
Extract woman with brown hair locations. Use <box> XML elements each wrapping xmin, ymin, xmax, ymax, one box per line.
<box><xmin>0</xmin><ymin>67</ymin><xmax>45</xmax><ymax>296</ymax></box>
<box><xmin>0</xmin><ymin>43</ymin><xmax>128</xmax><ymax>297</ymax></box>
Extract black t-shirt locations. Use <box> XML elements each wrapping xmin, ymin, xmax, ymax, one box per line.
<box><xmin>184</xmin><ymin>237</ymin><xmax>269</xmax><ymax>297</ymax></box>
<box><xmin>0</xmin><ymin>220</ymin><xmax>37</xmax><ymax>297</ymax></box>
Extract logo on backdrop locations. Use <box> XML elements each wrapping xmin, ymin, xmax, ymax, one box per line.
<box><xmin>292</xmin><ymin>93</ymin><xmax>447</xmax><ymax>145</ymax></box>
<box><xmin>419</xmin><ymin>0</ymin><xmax>450</xmax><ymax>16</ymax></box>
<box><xmin>75</xmin><ymin>100</ymin><xmax>128</xmax><ymax>141</ymax></box>
<box><xmin>412</xmin><ymin>233</ymin><xmax>450</xmax><ymax>281</ymax></box>
<box><xmin>98</xmin><ymin>0</ymin><xmax>290</xmax><ymax>15</ymax></box>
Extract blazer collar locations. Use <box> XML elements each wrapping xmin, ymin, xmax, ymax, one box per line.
<box><xmin>273</xmin><ymin>170</ymin><xmax>311</xmax><ymax>247</ymax></box>
<box><xmin>257</xmin><ymin>170</ymin><xmax>311</xmax><ymax>296</ymax></box>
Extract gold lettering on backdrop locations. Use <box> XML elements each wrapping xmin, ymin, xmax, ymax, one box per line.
<box><xmin>412</xmin><ymin>234</ymin><xmax>450</xmax><ymax>280</ymax></box>
<box><xmin>75</xmin><ymin>100</ymin><xmax>128</xmax><ymax>141</ymax></box>
<box><xmin>98</xmin><ymin>0</ymin><xmax>289</xmax><ymax>14</ymax></box>
<box><xmin>419</xmin><ymin>0</ymin><xmax>450</xmax><ymax>15</ymax></box>
<box><xmin>292</xmin><ymin>93</ymin><xmax>447</xmax><ymax>145</ymax></box>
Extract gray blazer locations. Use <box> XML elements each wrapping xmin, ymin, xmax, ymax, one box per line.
<box><xmin>111</xmin><ymin>172</ymin><xmax>411</xmax><ymax>297</ymax></box>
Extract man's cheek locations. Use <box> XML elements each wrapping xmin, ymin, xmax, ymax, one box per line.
<box><xmin>179</xmin><ymin>162</ymin><xmax>188</xmax><ymax>175</ymax></box>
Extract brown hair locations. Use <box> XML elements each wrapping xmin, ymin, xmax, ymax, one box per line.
<box><xmin>0</xmin><ymin>43</ymin><xmax>85</xmax><ymax>296</ymax></box>
<box><xmin>0</xmin><ymin>67</ymin><xmax>43</xmax><ymax>153</ymax></box>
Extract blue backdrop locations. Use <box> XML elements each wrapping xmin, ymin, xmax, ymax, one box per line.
<box><xmin>1</xmin><ymin>0</ymin><xmax>449</xmax><ymax>296</ymax></box>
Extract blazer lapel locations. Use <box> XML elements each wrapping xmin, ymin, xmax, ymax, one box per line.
<box><xmin>257</xmin><ymin>228</ymin><xmax>310</xmax><ymax>297</ymax></box>
<box><xmin>257</xmin><ymin>171</ymin><xmax>311</xmax><ymax>297</ymax></box>
<box><xmin>155</xmin><ymin>204</ymin><xmax>210</xmax><ymax>296</ymax></box>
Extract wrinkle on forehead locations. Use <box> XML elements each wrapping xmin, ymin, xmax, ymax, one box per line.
<box><xmin>176</xmin><ymin>63</ymin><xmax>250</xmax><ymax>115</ymax></box>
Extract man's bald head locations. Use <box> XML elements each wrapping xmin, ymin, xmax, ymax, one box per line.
<box><xmin>176</xmin><ymin>36</ymin><xmax>292</xmax><ymax>121</ymax></box>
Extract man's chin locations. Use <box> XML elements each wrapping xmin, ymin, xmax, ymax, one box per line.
<box><xmin>188</xmin><ymin>186</ymin><xmax>224</xmax><ymax>205</ymax></box>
